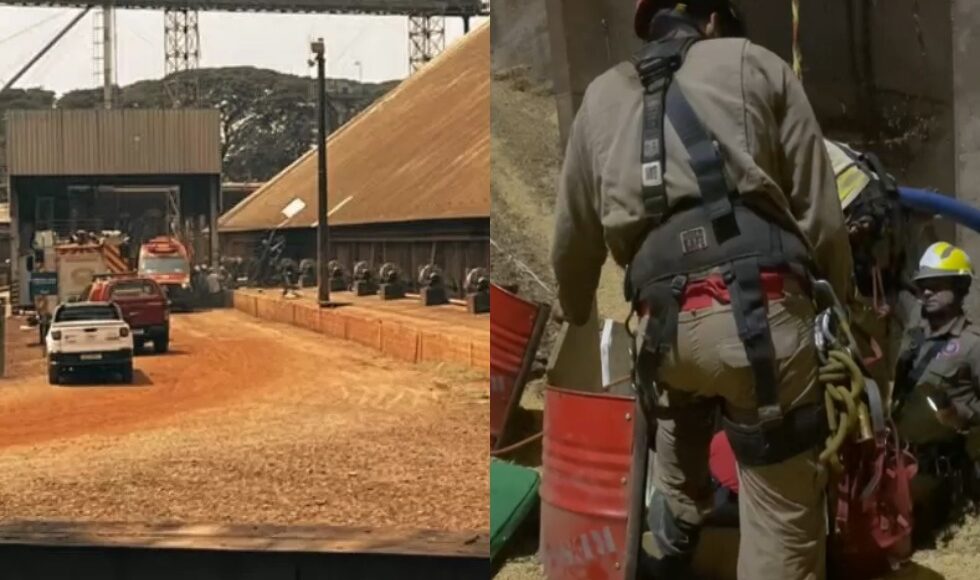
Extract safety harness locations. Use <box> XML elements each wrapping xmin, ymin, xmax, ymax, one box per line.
<box><xmin>625</xmin><ymin>32</ymin><xmax>828</xmax><ymax>467</ymax></box>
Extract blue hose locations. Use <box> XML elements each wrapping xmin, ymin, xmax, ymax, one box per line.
<box><xmin>896</xmin><ymin>186</ymin><xmax>980</xmax><ymax>233</ymax></box>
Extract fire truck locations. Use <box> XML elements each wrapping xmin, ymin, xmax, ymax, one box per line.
<box><xmin>137</xmin><ymin>236</ymin><xmax>193</xmax><ymax>311</ymax></box>
<box><xmin>23</xmin><ymin>230</ymin><xmax>130</xmax><ymax>342</ymax></box>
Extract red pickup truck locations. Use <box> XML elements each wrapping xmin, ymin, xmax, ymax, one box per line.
<box><xmin>84</xmin><ymin>275</ymin><xmax>170</xmax><ymax>353</ymax></box>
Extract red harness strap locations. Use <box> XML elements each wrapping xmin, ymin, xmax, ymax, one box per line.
<box><xmin>637</xmin><ymin>270</ymin><xmax>788</xmax><ymax>316</ymax></box>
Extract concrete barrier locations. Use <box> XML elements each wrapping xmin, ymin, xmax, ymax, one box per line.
<box><xmin>471</xmin><ymin>334</ymin><xmax>490</xmax><ymax>372</ymax></box>
<box><xmin>293</xmin><ymin>303</ymin><xmax>320</xmax><ymax>333</ymax></box>
<box><xmin>347</xmin><ymin>315</ymin><xmax>383</xmax><ymax>351</ymax></box>
<box><xmin>320</xmin><ymin>309</ymin><xmax>349</xmax><ymax>340</ymax></box>
<box><xmin>420</xmin><ymin>331</ymin><xmax>472</xmax><ymax>369</ymax></box>
<box><xmin>381</xmin><ymin>321</ymin><xmax>421</xmax><ymax>363</ymax></box>
<box><xmin>255</xmin><ymin>295</ymin><xmax>276</xmax><ymax>321</ymax></box>
<box><xmin>233</xmin><ymin>291</ymin><xmax>488</xmax><ymax>375</ymax></box>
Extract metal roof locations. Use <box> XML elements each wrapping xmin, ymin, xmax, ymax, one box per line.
<box><xmin>5</xmin><ymin>109</ymin><xmax>221</xmax><ymax>176</ymax></box>
<box><xmin>219</xmin><ymin>22</ymin><xmax>489</xmax><ymax>233</ymax></box>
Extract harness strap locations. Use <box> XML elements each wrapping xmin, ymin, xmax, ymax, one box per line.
<box><xmin>664</xmin><ymin>80</ymin><xmax>738</xmax><ymax>240</ymax></box>
<box><xmin>633</xmin><ymin>37</ymin><xmax>698</xmax><ymax>225</ymax></box>
<box><xmin>725</xmin><ymin>257</ymin><xmax>782</xmax><ymax>424</ymax></box>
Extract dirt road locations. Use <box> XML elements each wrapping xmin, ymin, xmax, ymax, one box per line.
<box><xmin>0</xmin><ymin>309</ymin><xmax>488</xmax><ymax>532</ymax></box>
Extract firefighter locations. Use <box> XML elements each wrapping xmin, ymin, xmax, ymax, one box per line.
<box><xmin>893</xmin><ymin>242</ymin><xmax>980</xmax><ymax>543</ymax></box>
<box><xmin>550</xmin><ymin>2</ymin><xmax>852</xmax><ymax>578</ymax></box>
<box><xmin>280</xmin><ymin>258</ymin><xmax>299</xmax><ymax>298</ymax></box>
<box><xmin>824</xmin><ymin>138</ymin><xmax>940</xmax><ymax>400</ymax></box>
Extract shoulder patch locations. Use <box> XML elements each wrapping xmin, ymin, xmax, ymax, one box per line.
<box><xmin>939</xmin><ymin>340</ymin><xmax>961</xmax><ymax>358</ymax></box>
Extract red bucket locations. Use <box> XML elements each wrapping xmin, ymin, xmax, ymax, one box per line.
<box><xmin>490</xmin><ymin>284</ymin><xmax>549</xmax><ymax>449</ymax></box>
<box><xmin>540</xmin><ymin>387</ymin><xmax>635</xmax><ymax>579</ymax></box>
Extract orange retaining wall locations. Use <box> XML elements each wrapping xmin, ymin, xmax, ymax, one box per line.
<box><xmin>234</xmin><ymin>291</ymin><xmax>489</xmax><ymax>376</ymax></box>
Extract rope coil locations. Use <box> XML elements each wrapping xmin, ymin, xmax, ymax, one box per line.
<box><xmin>815</xmin><ymin>302</ymin><xmax>872</xmax><ymax>472</ymax></box>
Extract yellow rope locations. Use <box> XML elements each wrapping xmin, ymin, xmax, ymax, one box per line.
<box><xmin>818</xmin><ymin>349</ymin><xmax>869</xmax><ymax>472</ymax></box>
<box><xmin>792</xmin><ymin>0</ymin><xmax>802</xmax><ymax>80</ymax></box>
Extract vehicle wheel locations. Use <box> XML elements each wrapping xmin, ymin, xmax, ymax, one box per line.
<box><xmin>120</xmin><ymin>363</ymin><xmax>134</xmax><ymax>384</ymax></box>
<box><xmin>48</xmin><ymin>367</ymin><xmax>60</xmax><ymax>385</ymax></box>
<box><xmin>154</xmin><ymin>337</ymin><xmax>170</xmax><ymax>354</ymax></box>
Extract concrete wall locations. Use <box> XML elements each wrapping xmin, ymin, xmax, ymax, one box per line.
<box><xmin>491</xmin><ymin>0</ymin><xmax>553</xmax><ymax>84</ymax></box>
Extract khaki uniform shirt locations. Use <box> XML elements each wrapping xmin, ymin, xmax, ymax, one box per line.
<box><xmin>895</xmin><ymin>315</ymin><xmax>980</xmax><ymax>446</ymax></box>
<box><xmin>551</xmin><ymin>31</ymin><xmax>853</xmax><ymax>325</ymax></box>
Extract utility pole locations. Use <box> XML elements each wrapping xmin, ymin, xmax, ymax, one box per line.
<box><xmin>102</xmin><ymin>4</ymin><xmax>113</xmax><ymax>109</ymax></box>
<box><xmin>311</xmin><ymin>38</ymin><xmax>332</xmax><ymax>307</ymax></box>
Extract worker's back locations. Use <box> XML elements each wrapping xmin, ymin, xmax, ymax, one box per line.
<box><xmin>575</xmin><ymin>36</ymin><xmax>835</xmax><ymax>278</ymax></box>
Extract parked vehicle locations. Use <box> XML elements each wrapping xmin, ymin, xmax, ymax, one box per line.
<box><xmin>45</xmin><ymin>301</ymin><xmax>134</xmax><ymax>385</ymax></box>
<box><xmin>85</xmin><ymin>274</ymin><xmax>170</xmax><ymax>353</ymax></box>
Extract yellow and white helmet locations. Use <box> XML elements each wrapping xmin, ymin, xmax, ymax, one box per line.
<box><xmin>825</xmin><ymin>139</ymin><xmax>872</xmax><ymax>211</ymax></box>
<box><xmin>914</xmin><ymin>242</ymin><xmax>975</xmax><ymax>281</ymax></box>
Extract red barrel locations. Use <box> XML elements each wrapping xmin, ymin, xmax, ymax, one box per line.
<box><xmin>490</xmin><ymin>284</ymin><xmax>548</xmax><ymax>449</ymax></box>
<box><xmin>540</xmin><ymin>387</ymin><xmax>634</xmax><ymax>579</ymax></box>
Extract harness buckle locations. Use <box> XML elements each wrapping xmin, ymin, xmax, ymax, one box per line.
<box><xmin>757</xmin><ymin>404</ymin><xmax>784</xmax><ymax>431</ymax></box>
<box><xmin>636</xmin><ymin>55</ymin><xmax>681</xmax><ymax>88</ymax></box>
<box><xmin>670</xmin><ymin>274</ymin><xmax>688</xmax><ymax>298</ymax></box>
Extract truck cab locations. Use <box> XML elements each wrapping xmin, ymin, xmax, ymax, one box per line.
<box><xmin>85</xmin><ymin>274</ymin><xmax>170</xmax><ymax>353</ymax></box>
<box><xmin>138</xmin><ymin>236</ymin><xmax>193</xmax><ymax>311</ymax></box>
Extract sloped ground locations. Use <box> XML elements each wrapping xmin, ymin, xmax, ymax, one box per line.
<box><xmin>490</xmin><ymin>67</ymin><xmax>631</xmax><ymax>352</ymax></box>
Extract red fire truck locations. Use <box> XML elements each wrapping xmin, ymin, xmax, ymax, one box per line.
<box><xmin>137</xmin><ymin>236</ymin><xmax>193</xmax><ymax>311</ymax></box>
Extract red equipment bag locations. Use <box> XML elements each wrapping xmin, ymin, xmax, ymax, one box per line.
<box><xmin>830</xmin><ymin>421</ymin><xmax>918</xmax><ymax>579</ymax></box>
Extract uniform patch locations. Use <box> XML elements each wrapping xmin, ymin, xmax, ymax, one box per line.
<box><xmin>939</xmin><ymin>340</ymin><xmax>961</xmax><ymax>357</ymax></box>
<box><xmin>680</xmin><ymin>227</ymin><xmax>709</xmax><ymax>254</ymax></box>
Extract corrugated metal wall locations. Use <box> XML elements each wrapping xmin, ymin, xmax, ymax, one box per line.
<box><xmin>5</xmin><ymin>110</ymin><xmax>221</xmax><ymax>176</ymax></box>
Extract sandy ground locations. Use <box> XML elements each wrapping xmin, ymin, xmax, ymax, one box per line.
<box><xmin>0</xmin><ymin>309</ymin><xmax>488</xmax><ymax>532</ymax></box>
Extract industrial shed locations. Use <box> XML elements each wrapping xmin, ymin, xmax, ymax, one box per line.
<box><xmin>3</xmin><ymin>108</ymin><xmax>222</xmax><ymax>307</ymax></box>
<box><xmin>218</xmin><ymin>22</ymin><xmax>489</xmax><ymax>295</ymax></box>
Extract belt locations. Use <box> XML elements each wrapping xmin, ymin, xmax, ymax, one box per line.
<box><xmin>637</xmin><ymin>270</ymin><xmax>790</xmax><ymax>316</ymax></box>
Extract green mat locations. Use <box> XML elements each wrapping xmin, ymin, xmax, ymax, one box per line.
<box><xmin>490</xmin><ymin>458</ymin><xmax>540</xmax><ymax>563</ymax></box>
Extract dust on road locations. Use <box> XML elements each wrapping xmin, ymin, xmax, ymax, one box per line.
<box><xmin>0</xmin><ymin>309</ymin><xmax>488</xmax><ymax>532</ymax></box>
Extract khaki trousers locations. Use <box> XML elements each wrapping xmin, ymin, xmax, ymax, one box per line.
<box><xmin>648</xmin><ymin>289</ymin><xmax>828</xmax><ymax>580</ymax></box>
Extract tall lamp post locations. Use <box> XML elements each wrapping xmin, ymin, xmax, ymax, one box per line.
<box><xmin>311</xmin><ymin>38</ymin><xmax>332</xmax><ymax>307</ymax></box>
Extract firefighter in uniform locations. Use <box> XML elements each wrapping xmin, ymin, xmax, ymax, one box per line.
<box><xmin>551</xmin><ymin>2</ymin><xmax>852</xmax><ymax>579</ymax></box>
<box><xmin>893</xmin><ymin>242</ymin><xmax>980</xmax><ymax>543</ymax></box>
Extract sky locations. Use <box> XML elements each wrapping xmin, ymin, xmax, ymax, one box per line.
<box><xmin>0</xmin><ymin>7</ymin><xmax>487</xmax><ymax>95</ymax></box>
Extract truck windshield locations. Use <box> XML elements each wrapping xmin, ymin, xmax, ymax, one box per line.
<box><xmin>110</xmin><ymin>280</ymin><xmax>160</xmax><ymax>299</ymax></box>
<box><xmin>141</xmin><ymin>257</ymin><xmax>188</xmax><ymax>274</ymax></box>
<box><xmin>55</xmin><ymin>305</ymin><xmax>119</xmax><ymax>322</ymax></box>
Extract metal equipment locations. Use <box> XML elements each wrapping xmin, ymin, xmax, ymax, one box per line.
<box><xmin>418</xmin><ymin>264</ymin><xmax>449</xmax><ymax>306</ymax></box>
<box><xmin>464</xmin><ymin>267</ymin><xmax>489</xmax><ymax>314</ymax></box>
<box><xmin>378</xmin><ymin>262</ymin><xmax>406</xmax><ymax>300</ymax></box>
<box><xmin>351</xmin><ymin>261</ymin><xmax>378</xmax><ymax>297</ymax></box>
<box><xmin>327</xmin><ymin>260</ymin><xmax>348</xmax><ymax>292</ymax></box>
<box><xmin>299</xmin><ymin>258</ymin><xmax>317</xmax><ymax>288</ymax></box>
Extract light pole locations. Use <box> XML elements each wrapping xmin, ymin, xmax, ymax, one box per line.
<box><xmin>311</xmin><ymin>38</ymin><xmax>332</xmax><ymax>307</ymax></box>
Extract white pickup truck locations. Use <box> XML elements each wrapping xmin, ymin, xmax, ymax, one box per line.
<box><xmin>45</xmin><ymin>301</ymin><xmax>135</xmax><ymax>385</ymax></box>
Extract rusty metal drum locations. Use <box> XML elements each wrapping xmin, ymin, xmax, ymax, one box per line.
<box><xmin>490</xmin><ymin>283</ymin><xmax>549</xmax><ymax>449</ymax></box>
<box><xmin>540</xmin><ymin>386</ymin><xmax>635</xmax><ymax>579</ymax></box>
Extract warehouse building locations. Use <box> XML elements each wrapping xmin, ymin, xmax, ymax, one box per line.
<box><xmin>2</xmin><ymin>108</ymin><xmax>222</xmax><ymax>306</ymax></box>
<box><xmin>218</xmin><ymin>23</ymin><xmax>489</xmax><ymax>296</ymax></box>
